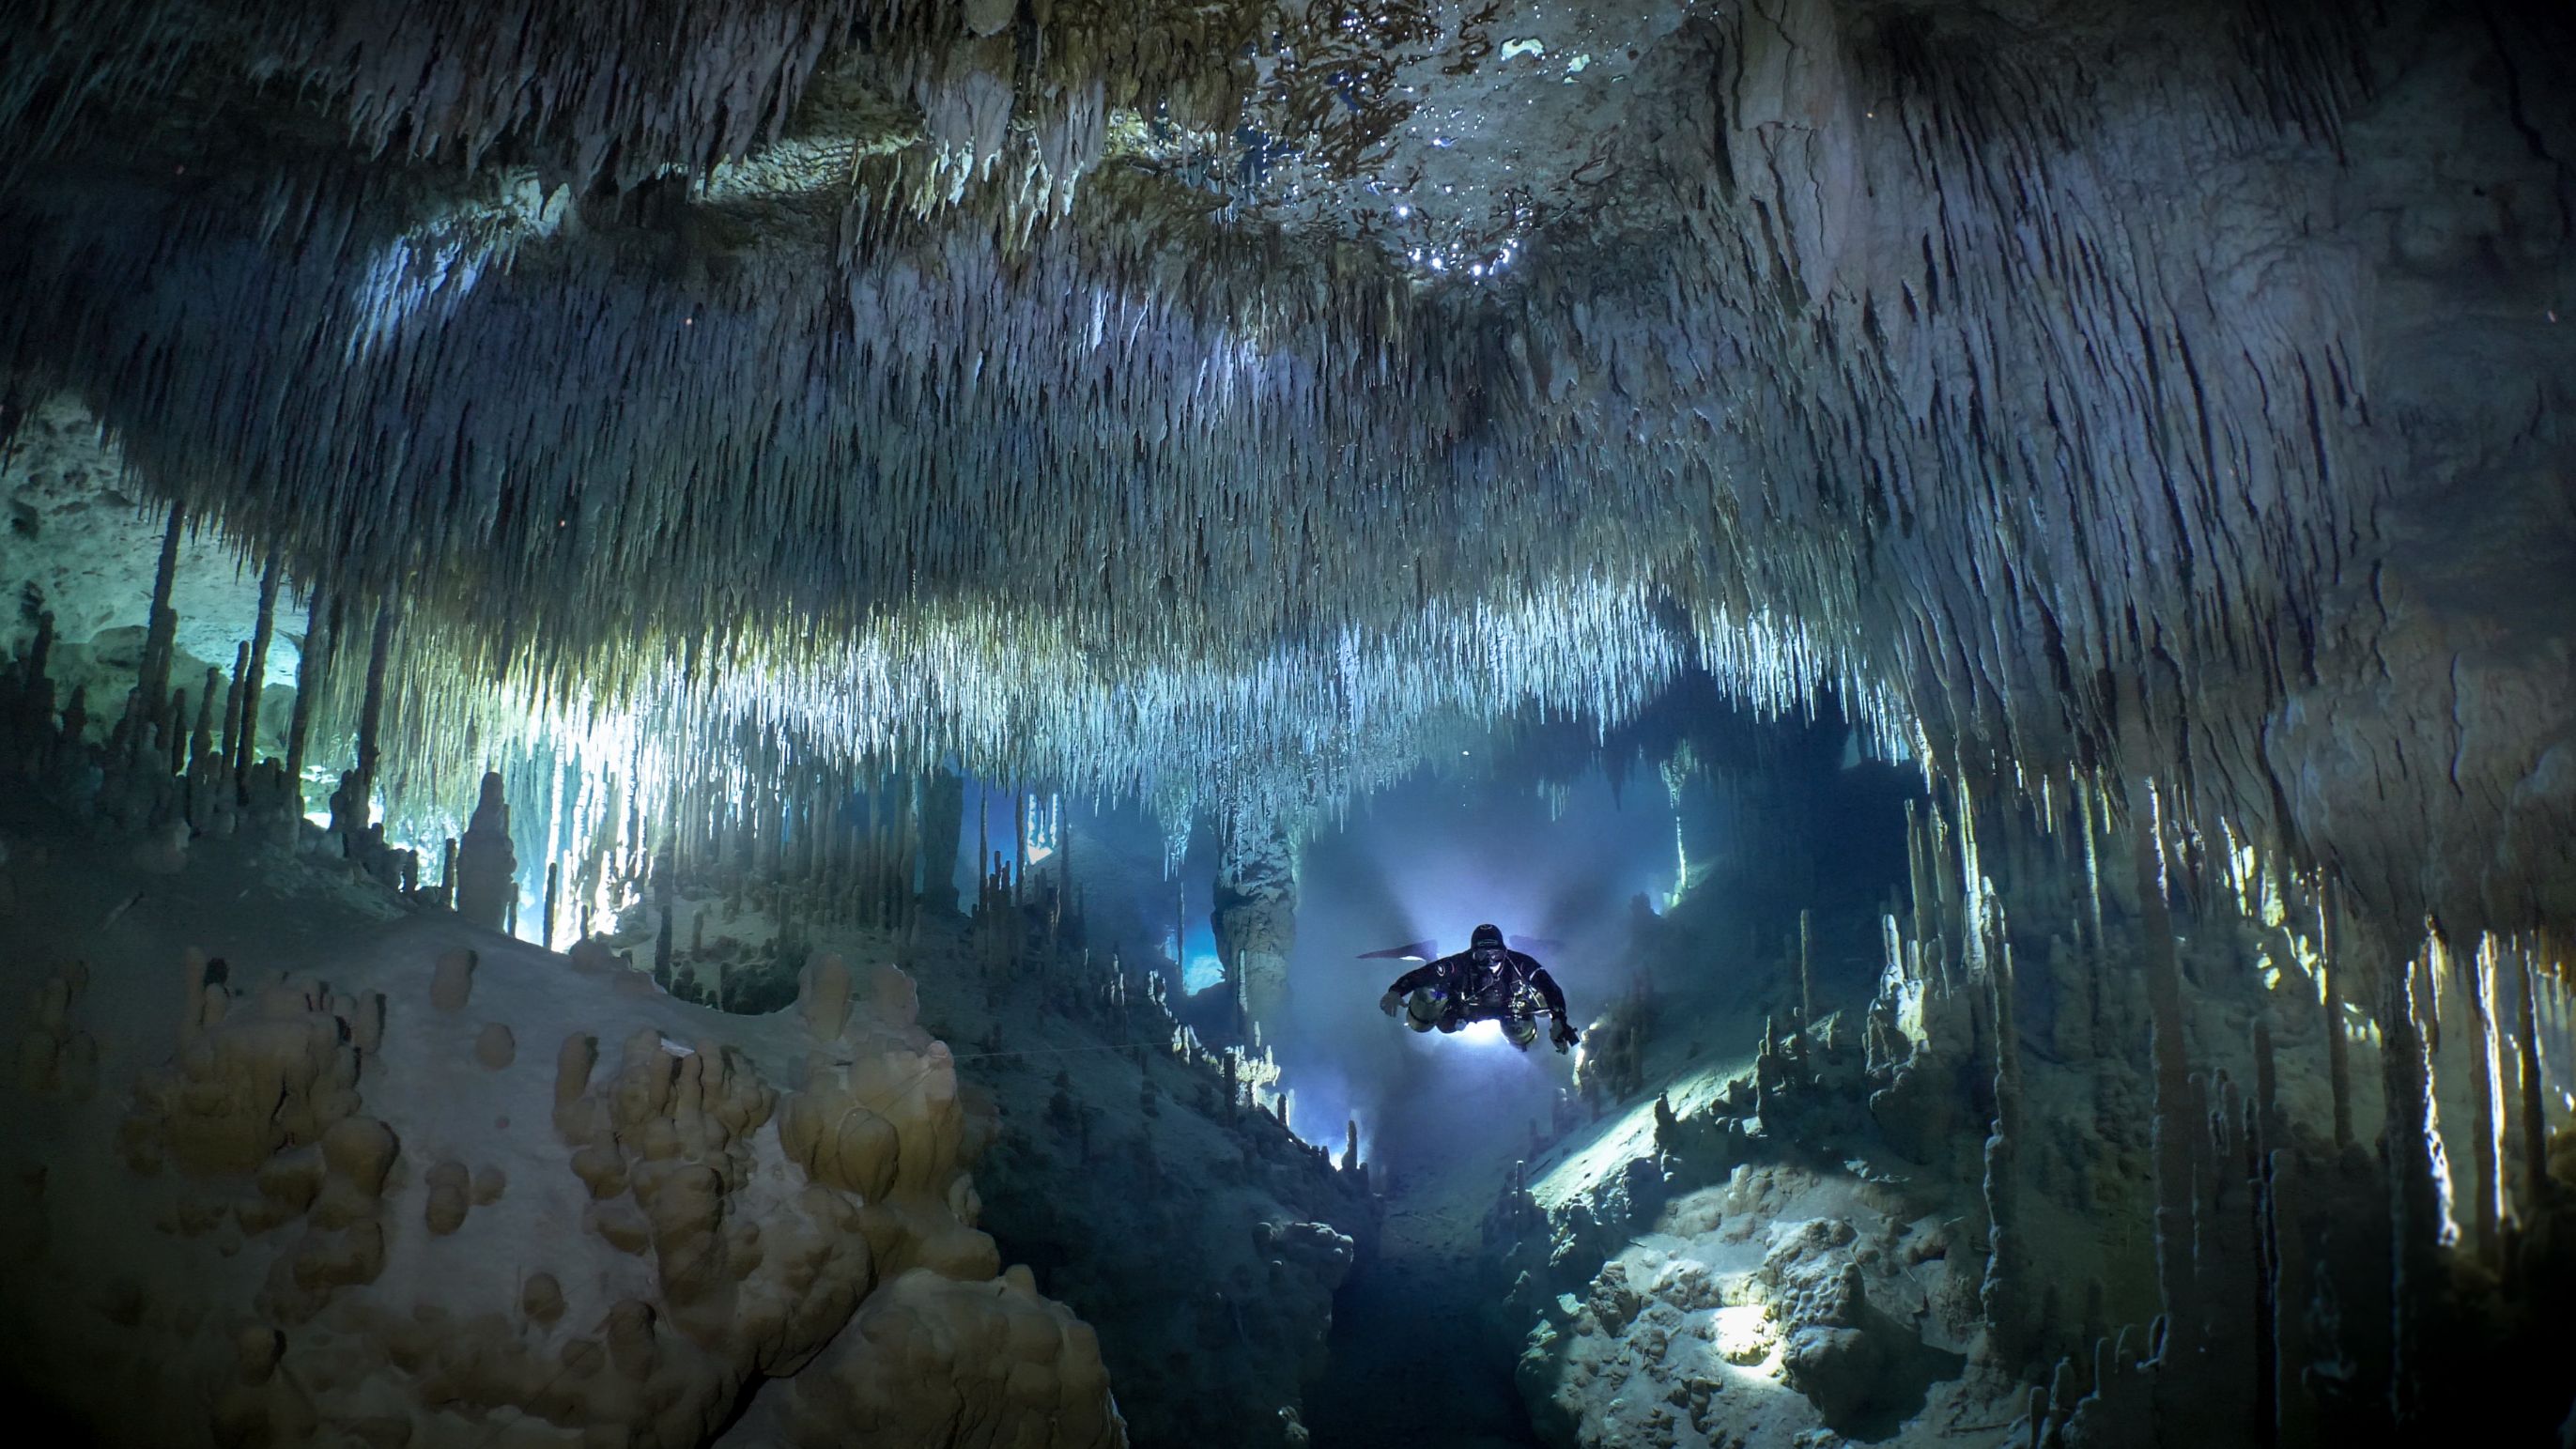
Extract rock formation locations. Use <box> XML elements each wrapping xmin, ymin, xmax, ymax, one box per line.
<box><xmin>1212</xmin><ymin>823</ymin><xmax>1298</xmax><ymax>1029</ymax></box>
<box><xmin>0</xmin><ymin>833</ymin><xmax>1123</xmax><ymax>1447</ymax></box>
<box><xmin>1491</xmin><ymin>777</ymin><xmax>2576</xmax><ymax>1447</ymax></box>
<box><xmin>455</xmin><ymin>772</ymin><xmax>517</xmax><ymax>932</ymax></box>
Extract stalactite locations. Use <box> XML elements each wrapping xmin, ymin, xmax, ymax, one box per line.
<box><xmin>897</xmin><ymin>774</ymin><xmax>922</xmax><ymax>943</ymax></box>
<box><xmin>2511</xmin><ymin>947</ymin><xmax>2549</xmax><ymax>1217</ymax></box>
<box><xmin>0</xmin><ymin>0</ymin><xmax>2487</xmax><ymax>1028</ymax></box>
<box><xmin>2320</xmin><ymin>948</ymin><xmax>2356</xmax><ymax>1165</ymax></box>
<box><xmin>2077</xmin><ymin>775</ymin><xmax>2107</xmax><ymax>956</ymax></box>
<box><xmin>1905</xmin><ymin>798</ymin><xmax>1933</xmax><ymax>948</ymax></box>
<box><xmin>2464</xmin><ymin>937</ymin><xmax>2504</xmax><ymax>1265</ymax></box>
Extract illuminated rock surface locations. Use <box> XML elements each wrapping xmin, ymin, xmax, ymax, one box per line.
<box><xmin>0</xmin><ymin>817</ymin><xmax>1127</xmax><ymax>1448</ymax></box>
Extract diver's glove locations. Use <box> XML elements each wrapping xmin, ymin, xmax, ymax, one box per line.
<box><xmin>1551</xmin><ymin>1020</ymin><xmax>1580</xmax><ymax>1054</ymax></box>
<box><xmin>1380</xmin><ymin>991</ymin><xmax>1402</xmax><ymax>1018</ymax></box>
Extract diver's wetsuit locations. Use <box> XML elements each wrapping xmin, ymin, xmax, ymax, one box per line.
<box><xmin>1386</xmin><ymin>948</ymin><xmax>1569</xmax><ymax>1033</ymax></box>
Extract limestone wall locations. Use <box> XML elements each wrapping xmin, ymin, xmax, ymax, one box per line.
<box><xmin>0</xmin><ymin>836</ymin><xmax>1123</xmax><ymax>1448</ymax></box>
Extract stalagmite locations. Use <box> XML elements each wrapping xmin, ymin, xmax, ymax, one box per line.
<box><xmin>189</xmin><ymin>670</ymin><xmax>218</xmax><ymax>775</ymax></box>
<box><xmin>233</xmin><ymin>546</ymin><xmax>281</xmax><ymax>781</ymax></box>
<box><xmin>134</xmin><ymin>501</ymin><xmax>184</xmax><ymax>723</ymax></box>
<box><xmin>654</xmin><ymin>862</ymin><xmax>675</xmax><ymax>986</ymax></box>
<box><xmin>163</xmin><ymin>686</ymin><xmax>189</xmax><ymax>779</ymax></box>
<box><xmin>1980</xmin><ymin>941</ymin><xmax>2031</xmax><ymax>1370</ymax></box>
<box><xmin>455</xmin><ymin>772</ymin><xmax>517</xmax><ymax>932</ymax></box>
<box><xmin>1797</xmin><ymin>908</ymin><xmax>1814</xmax><ymax>1026</ymax></box>
<box><xmin>798</xmin><ymin>953</ymin><xmax>854</xmax><ymax>1041</ymax></box>
<box><xmin>430</xmin><ymin>948</ymin><xmax>475</xmax><ymax>1010</ymax></box>
<box><xmin>1213</xmin><ymin>823</ymin><xmax>1298</xmax><ymax>1031</ymax></box>
<box><xmin>543</xmin><ymin>861</ymin><xmax>561</xmax><ymax>950</ymax></box>
<box><xmin>219</xmin><ymin>643</ymin><xmax>246</xmax><ymax>764</ymax></box>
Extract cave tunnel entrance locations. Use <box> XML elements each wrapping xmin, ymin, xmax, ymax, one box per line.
<box><xmin>1273</xmin><ymin>689</ymin><xmax>1921</xmax><ymax>1448</ymax></box>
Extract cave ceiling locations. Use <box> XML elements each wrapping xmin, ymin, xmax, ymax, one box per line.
<box><xmin>1</xmin><ymin>0</ymin><xmax>2571</xmax><ymax>937</ymax></box>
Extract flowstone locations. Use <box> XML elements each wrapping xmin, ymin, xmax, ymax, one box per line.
<box><xmin>0</xmin><ymin>831</ymin><xmax>1125</xmax><ymax>1448</ymax></box>
<box><xmin>774</xmin><ymin>1267</ymin><xmax>1122</xmax><ymax>1448</ymax></box>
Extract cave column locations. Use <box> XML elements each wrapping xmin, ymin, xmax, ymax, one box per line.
<box><xmin>2129</xmin><ymin>782</ymin><xmax>2202</xmax><ymax>1370</ymax></box>
<box><xmin>1211</xmin><ymin>821</ymin><xmax>1298</xmax><ymax>1035</ymax></box>
<box><xmin>134</xmin><ymin>501</ymin><xmax>185</xmax><ymax>728</ymax></box>
<box><xmin>284</xmin><ymin>582</ymin><xmax>334</xmax><ymax>791</ymax></box>
<box><xmin>232</xmin><ymin>544</ymin><xmax>282</xmax><ymax>782</ymax></box>
<box><xmin>920</xmin><ymin>769</ymin><xmax>964</xmax><ymax>913</ymax></box>
<box><xmin>2364</xmin><ymin>918</ymin><xmax>2438</xmax><ymax>1429</ymax></box>
<box><xmin>2113</xmin><ymin>670</ymin><xmax>2209</xmax><ymax>1399</ymax></box>
<box><xmin>332</xmin><ymin>592</ymin><xmax>397</xmax><ymax>839</ymax></box>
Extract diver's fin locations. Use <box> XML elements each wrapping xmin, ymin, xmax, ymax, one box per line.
<box><xmin>1357</xmin><ymin>939</ymin><xmax>1437</xmax><ymax>961</ymax></box>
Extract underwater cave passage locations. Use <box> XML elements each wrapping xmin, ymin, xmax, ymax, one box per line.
<box><xmin>2</xmin><ymin>1</ymin><xmax>2575</xmax><ymax>1446</ymax></box>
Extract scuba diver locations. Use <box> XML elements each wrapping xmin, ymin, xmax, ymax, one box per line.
<box><xmin>1378</xmin><ymin>923</ymin><xmax>1581</xmax><ymax>1053</ymax></box>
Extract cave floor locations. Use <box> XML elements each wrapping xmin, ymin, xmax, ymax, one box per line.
<box><xmin>1302</xmin><ymin>964</ymin><xmax>1784</xmax><ymax>1449</ymax></box>
<box><xmin>1304</xmin><ymin>1179</ymin><xmax>1543</xmax><ymax>1449</ymax></box>
<box><xmin>0</xmin><ymin>794</ymin><xmax>408</xmax><ymax>985</ymax></box>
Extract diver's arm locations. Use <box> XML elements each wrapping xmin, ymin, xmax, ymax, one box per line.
<box><xmin>1387</xmin><ymin>962</ymin><xmax>1442</xmax><ymax>996</ymax></box>
<box><xmin>1529</xmin><ymin>963</ymin><xmax>1580</xmax><ymax>1051</ymax></box>
<box><xmin>1528</xmin><ymin>963</ymin><xmax>1570</xmax><ymax>1020</ymax></box>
